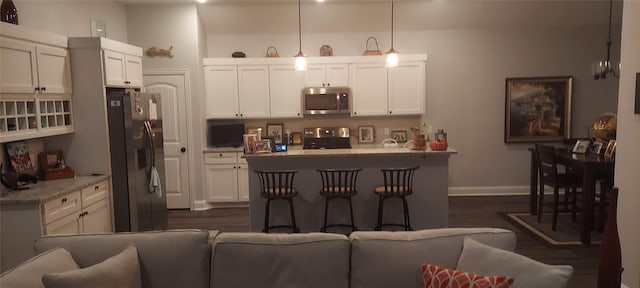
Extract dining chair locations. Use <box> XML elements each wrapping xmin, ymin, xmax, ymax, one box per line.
<box><xmin>373</xmin><ymin>166</ymin><xmax>419</xmax><ymax>231</ymax></box>
<box><xmin>255</xmin><ymin>170</ymin><xmax>300</xmax><ymax>233</ymax></box>
<box><xmin>317</xmin><ymin>168</ymin><xmax>361</xmax><ymax>233</ymax></box>
<box><xmin>535</xmin><ymin>144</ymin><xmax>583</xmax><ymax>231</ymax></box>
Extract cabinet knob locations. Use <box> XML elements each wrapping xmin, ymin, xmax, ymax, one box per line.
<box><xmin>240</xmin><ymin>114</ymin><xmax>243</xmax><ymax>117</ymax></box>
<box><xmin>297</xmin><ymin>113</ymin><xmax>300</xmax><ymax>116</ymax></box>
<box><xmin>95</xmin><ymin>185</ymin><xmax>99</xmax><ymax>190</ymax></box>
<box><xmin>41</xmin><ymin>87</ymin><xmax>46</xmax><ymax>91</ymax></box>
<box><xmin>353</xmin><ymin>112</ymin><xmax>357</xmax><ymax>115</ymax></box>
<box><xmin>35</xmin><ymin>87</ymin><xmax>40</xmax><ymax>91</ymax></box>
<box><xmin>61</xmin><ymin>198</ymin><xmax>67</xmax><ymax>203</ymax></box>
<box><xmin>125</xmin><ymin>81</ymin><xmax>131</xmax><ymax>84</ymax></box>
<box><xmin>219</xmin><ymin>153</ymin><xmax>223</xmax><ymax>157</ymax></box>
<box><xmin>180</xmin><ymin>147</ymin><xmax>187</xmax><ymax>152</ymax></box>
<box><xmin>235</xmin><ymin>113</ymin><xmax>238</xmax><ymax>117</ymax></box>
<box><xmin>389</xmin><ymin>111</ymin><xmax>392</xmax><ymax>114</ymax></box>
<box><xmin>327</xmin><ymin>83</ymin><xmax>330</xmax><ymax>87</ymax></box>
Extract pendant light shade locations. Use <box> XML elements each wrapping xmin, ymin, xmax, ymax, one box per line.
<box><xmin>592</xmin><ymin>0</ymin><xmax>619</xmax><ymax>80</ymax></box>
<box><xmin>295</xmin><ymin>0</ymin><xmax>306</xmax><ymax>71</ymax></box>
<box><xmin>385</xmin><ymin>0</ymin><xmax>398</xmax><ymax>68</ymax></box>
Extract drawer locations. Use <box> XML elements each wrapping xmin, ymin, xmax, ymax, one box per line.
<box><xmin>238</xmin><ymin>156</ymin><xmax>247</xmax><ymax>165</ymax></box>
<box><xmin>82</xmin><ymin>180</ymin><xmax>109</xmax><ymax>207</ymax></box>
<box><xmin>204</xmin><ymin>152</ymin><xmax>238</xmax><ymax>165</ymax></box>
<box><xmin>43</xmin><ymin>191</ymin><xmax>81</xmax><ymax>224</ymax></box>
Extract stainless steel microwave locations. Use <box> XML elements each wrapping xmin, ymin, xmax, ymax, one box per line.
<box><xmin>302</xmin><ymin>87</ymin><xmax>351</xmax><ymax>115</ymax></box>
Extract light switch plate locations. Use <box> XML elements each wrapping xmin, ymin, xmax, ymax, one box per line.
<box><xmin>90</xmin><ymin>19</ymin><xmax>107</xmax><ymax>37</ymax></box>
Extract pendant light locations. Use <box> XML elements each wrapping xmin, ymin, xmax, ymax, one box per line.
<box><xmin>385</xmin><ymin>0</ymin><xmax>398</xmax><ymax>68</ymax></box>
<box><xmin>294</xmin><ymin>0</ymin><xmax>307</xmax><ymax>71</ymax></box>
<box><xmin>592</xmin><ymin>0</ymin><xmax>619</xmax><ymax>80</ymax></box>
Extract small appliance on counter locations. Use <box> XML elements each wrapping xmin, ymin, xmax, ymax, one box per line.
<box><xmin>303</xmin><ymin>127</ymin><xmax>351</xmax><ymax>149</ymax></box>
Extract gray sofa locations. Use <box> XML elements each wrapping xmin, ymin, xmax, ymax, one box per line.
<box><xmin>0</xmin><ymin>228</ymin><xmax>574</xmax><ymax>288</ymax></box>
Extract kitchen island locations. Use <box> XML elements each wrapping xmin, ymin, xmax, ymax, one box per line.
<box><xmin>244</xmin><ymin>147</ymin><xmax>456</xmax><ymax>232</ymax></box>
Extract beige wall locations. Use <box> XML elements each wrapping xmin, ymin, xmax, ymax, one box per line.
<box><xmin>617</xmin><ymin>1</ymin><xmax>640</xmax><ymax>287</ymax></box>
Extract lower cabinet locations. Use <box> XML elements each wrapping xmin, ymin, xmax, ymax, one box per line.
<box><xmin>43</xmin><ymin>180</ymin><xmax>112</xmax><ymax>235</ymax></box>
<box><xmin>204</xmin><ymin>151</ymin><xmax>249</xmax><ymax>203</ymax></box>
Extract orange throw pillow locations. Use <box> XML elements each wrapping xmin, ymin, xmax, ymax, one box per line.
<box><xmin>422</xmin><ymin>263</ymin><xmax>514</xmax><ymax>288</ymax></box>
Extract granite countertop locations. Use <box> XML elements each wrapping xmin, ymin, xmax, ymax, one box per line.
<box><xmin>0</xmin><ymin>175</ymin><xmax>110</xmax><ymax>205</ymax></box>
<box><xmin>243</xmin><ymin>147</ymin><xmax>457</xmax><ymax>158</ymax></box>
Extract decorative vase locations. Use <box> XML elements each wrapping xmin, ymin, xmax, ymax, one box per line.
<box><xmin>411</xmin><ymin>133</ymin><xmax>426</xmax><ymax>150</ymax></box>
<box><xmin>1</xmin><ymin>0</ymin><xmax>18</xmax><ymax>25</ymax></box>
<box><xmin>597</xmin><ymin>187</ymin><xmax>622</xmax><ymax>288</ymax></box>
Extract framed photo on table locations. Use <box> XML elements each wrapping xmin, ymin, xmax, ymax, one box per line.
<box><xmin>391</xmin><ymin>130</ymin><xmax>407</xmax><ymax>142</ymax></box>
<box><xmin>253</xmin><ymin>140</ymin><xmax>272</xmax><ymax>154</ymax></box>
<box><xmin>572</xmin><ymin>139</ymin><xmax>589</xmax><ymax>154</ymax></box>
<box><xmin>291</xmin><ymin>132</ymin><xmax>303</xmax><ymax>145</ymax></box>
<box><xmin>358</xmin><ymin>126</ymin><xmax>375</xmax><ymax>144</ymax></box>
<box><xmin>266</xmin><ymin>124</ymin><xmax>284</xmax><ymax>144</ymax></box>
<box><xmin>504</xmin><ymin>76</ymin><xmax>573</xmax><ymax>143</ymax></box>
<box><xmin>592</xmin><ymin>140</ymin><xmax>605</xmax><ymax>155</ymax></box>
<box><xmin>604</xmin><ymin>140</ymin><xmax>617</xmax><ymax>158</ymax></box>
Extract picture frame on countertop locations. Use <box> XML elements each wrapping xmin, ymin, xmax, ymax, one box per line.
<box><xmin>253</xmin><ymin>140</ymin><xmax>272</xmax><ymax>154</ymax></box>
<box><xmin>358</xmin><ymin>126</ymin><xmax>375</xmax><ymax>144</ymax></box>
<box><xmin>291</xmin><ymin>132</ymin><xmax>303</xmax><ymax>145</ymax></box>
<box><xmin>5</xmin><ymin>140</ymin><xmax>35</xmax><ymax>175</ymax></box>
<box><xmin>592</xmin><ymin>140</ymin><xmax>605</xmax><ymax>155</ymax></box>
<box><xmin>246</xmin><ymin>127</ymin><xmax>263</xmax><ymax>140</ymax></box>
<box><xmin>635</xmin><ymin>72</ymin><xmax>639</xmax><ymax>114</ymax></box>
<box><xmin>504</xmin><ymin>76</ymin><xmax>573</xmax><ymax>143</ymax></box>
<box><xmin>604</xmin><ymin>139</ymin><xmax>617</xmax><ymax>158</ymax></box>
<box><xmin>266</xmin><ymin>123</ymin><xmax>284</xmax><ymax>144</ymax></box>
<box><xmin>390</xmin><ymin>130</ymin><xmax>408</xmax><ymax>143</ymax></box>
<box><xmin>572</xmin><ymin>139</ymin><xmax>589</xmax><ymax>154</ymax></box>
<box><xmin>243</xmin><ymin>134</ymin><xmax>257</xmax><ymax>154</ymax></box>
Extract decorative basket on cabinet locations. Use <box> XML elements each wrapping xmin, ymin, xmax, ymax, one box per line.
<box><xmin>363</xmin><ymin>37</ymin><xmax>382</xmax><ymax>56</ymax></box>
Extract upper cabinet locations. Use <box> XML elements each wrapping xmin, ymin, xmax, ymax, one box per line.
<box><xmin>0</xmin><ymin>37</ymin><xmax>71</xmax><ymax>95</ymax></box>
<box><xmin>304</xmin><ymin>63</ymin><xmax>348</xmax><ymax>88</ymax></box>
<box><xmin>0</xmin><ymin>23</ymin><xmax>74</xmax><ymax>143</ymax></box>
<box><xmin>103</xmin><ymin>50</ymin><xmax>143</xmax><ymax>88</ymax></box>
<box><xmin>202</xmin><ymin>55</ymin><xmax>426</xmax><ymax>119</ymax></box>
<box><xmin>351</xmin><ymin>58</ymin><xmax>426</xmax><ymax>117</ymax></box>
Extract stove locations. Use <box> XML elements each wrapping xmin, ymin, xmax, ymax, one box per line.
<box><xmin>303</xmin><ymin>127</ymin><xmax>351</xmax><ymax>149</ymax></box>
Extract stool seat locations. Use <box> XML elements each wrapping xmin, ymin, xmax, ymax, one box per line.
<box><xmin>255</xmin><ymin>170</ymin><xmax>300</xmax><ymax>233</ymax></box>
<box><xmin>317</xmin><ymin>168</ymin><xmax>361</xmax><ymax>233</ymax></box>
<box><xmin>374</xmin><ymin>166</ymin><xmax>419</xmax><ymax>231</ymax></box>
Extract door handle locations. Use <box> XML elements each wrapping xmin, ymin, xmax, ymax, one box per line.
<box><xmin>180</xmin><ymin>147</ymin><xmax>187</xmax><ymax>153</ymax></box>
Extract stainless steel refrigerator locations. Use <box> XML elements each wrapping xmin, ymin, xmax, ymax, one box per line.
<box><xmin>106</xmin><ymin>88</ymin><xmax>168</xmax><ymax>232</ymax></box>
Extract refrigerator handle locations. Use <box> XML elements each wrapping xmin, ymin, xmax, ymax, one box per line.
<box><xmin>144</xmin><ymin>120</ymin><xmax>155</xmax><ymax>168</ymax></box>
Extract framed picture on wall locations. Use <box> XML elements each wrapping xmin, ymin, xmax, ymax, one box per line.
<box><xmin>266</xmin><ymin>124</ymin><xmax>284</xmax><ymax>144</ymax></box>
<box><xmin>390</xmin><ymin>130</ymin><xmax>407</xmax><ymax>143</ymax></box>
<box><xmin>504</xmin><ymin>76</ymin><xmax>573</xmax><ymax>143</ymax></box>
<box><xmin>358</xmin><ymin>126</ymin><xmax>375</xmax><ymax>144</ymax></box>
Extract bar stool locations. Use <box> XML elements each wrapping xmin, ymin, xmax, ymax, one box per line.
<box><xmin>255</xmin><ymin>170</ymin><xmax>300</xmax><ymax>233</ymax></box>
<box><xmin>317</xmin><ymin>168</ymin><xmax>361</xmax><ymax>233</ymax></box>
<box><xmin>374</xmin><ymin>166</ymin><xmax>419</xmax><ymax>231</ymax></box>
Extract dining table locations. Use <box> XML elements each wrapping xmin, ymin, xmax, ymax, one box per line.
<box><xmin>529</xmin><ymin>146</ymin><xmax>615</xmax><ymax>244</ymax></box>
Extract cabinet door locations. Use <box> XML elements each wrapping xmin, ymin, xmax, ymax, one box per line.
<box><xmin>325</xmin><ymin>64</ymin><xmax>349</xmax><ymax>87</ymax></box>
<box><xmin>0</xmin><ymin>37</ymin><xmax>38</xmax><ymax>93</ymax></box>
<box><xmin>103</xmin><ymin>50</ymin><xmax>127</xmax><ymax>87</ymax></box>
<box><xmin>350</xmin><ymin>63</ymin><xmax>388</xmax><ymax>116</ymax></box>
<box><xmin>81</xmin><ymin>199</ymin><xmax>112</xmax><ymax>234</ymax></box>
<box><xmin>269</xmin><ymin>65</ymin><xmax>303</xmax><ymax>118</ymax></box>
<box><xmin>35</xmin><ymin>45</ymin><xmax>72</xmax><ymax>94</ymax></box>
<box><xmin>304</xmin><ymin>64</ymin><xmax>326</xmax><ymax>87</ymax></box>
<box><xmin>124</xmin><ymin>55</ymin><xmax>143</xmax><ymax>87</ymax></box>
<box><xmin>204</xmin><ymin>65</ymin><xmax>239</xmax><ymax>119</ymax></box>
<box><xmin>45</xmin><ymin>212</ymin><xmax>82</xmax><ymax>235</ymax></box>
<box><xmin>205</xmin><ymin>164</ymin><xmax>238</xmax><ymax>202</ymax></box>
<box><xmin>237</xmin><ymin>163</ymin><xmax>250</xmax><ymax>202</ymax></box>
<box><xmin>238</xmin><ymin>65</ymin><xmax>270</xmax><ymax>118</ymax></box>
<box><xmin>388</xmin><ymin>61</ymin><xmax>425</xmax><ymax>115</ymax></box>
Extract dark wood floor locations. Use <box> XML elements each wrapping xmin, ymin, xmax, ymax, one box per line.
<box><xmin>167</xmin><ymin>195</ymin><xmax>599</xmax><ymax>288</ymax></box>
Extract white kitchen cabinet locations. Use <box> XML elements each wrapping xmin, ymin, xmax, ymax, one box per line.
<box><xmin>304</xmin><ymin>63</ymin><xmax>348</xmax><ymax>88</ymax></box>
<box><xmin>238</xmin><ymin>65</ymin><xmax>270</xmax><ymax>118</ymax></box>
<box><xmin>0</xmin><ymin>37</ymin><xmax>71</xmax><ymax>95</ymax></box>
<box><xmin>351</xmin><ymin>61</ymin><xmax>425</xmax><ymax>117</ymax></box>
<box><xmin>269</xmin><ymin>65</ymin><xmax>303</xmax><ymax>118</ymax></box>
<box><xmin>204</xmin><ymin>151</ymin><xmax>249</xmax><ymax>203</ymax></box>
<box><xmin>103</xmin><ymin>50</ymin><xmax>143</xmax><ymax>88</ymax></box>
<box><xmin>43</xmin><ymin>180</ymin><xmax>112</xmax><ymax>235</ymax></box>
<box><xmin>388</xmin><ymin>61</ymin><xmax>425</xmax><ymax>115</ymax></box>
<box><xmin>350</xmin><ymin>63</ymin><xmax>388</xmax><ymax>116</ymax></box>
<box><xmin>204</xmin><ymin>65</ymin><xmax>239</xmax><ymax>119</ymax></box>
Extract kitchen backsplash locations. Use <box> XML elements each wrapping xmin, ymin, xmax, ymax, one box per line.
<box><xmin>208</xmin><ymin>114</ymin><xmax>423</xmax><ymax>148</ymax></box>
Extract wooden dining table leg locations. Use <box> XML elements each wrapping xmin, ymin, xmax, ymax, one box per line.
<box><xmin>580</xmin><ymin>164</ymin><xmax>596</xmax><ymax>244</ymax></box>
<box><xmin>530</xmin><ymin>150</ymin><xmax>539</xmax><ymax>215</ymax></box>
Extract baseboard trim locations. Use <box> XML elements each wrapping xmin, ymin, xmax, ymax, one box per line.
<box><xmin>448</xmin><ymin>186</ymin><xmax>530</xmax><ymax>196</ymax></box>
<box><xmin>621</xmin><ymin>283</ymin><xmax>629</xmax><ymax>288</ymax></box>
<box><xmin>193</xmin><ymin>200</ymin><xmax>249</xmax><ymax>210</ymax></box>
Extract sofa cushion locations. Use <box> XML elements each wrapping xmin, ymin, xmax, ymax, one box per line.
<box><xmin>0</xmin><ymin>248</ymin><xmax>79</xmax><ymax>288</ymax></box>
<box><xmin>42</xmin><ymin>246</ymin><xmax>141</xmax><ymax>288</ymax></box>
<box><xmin>34</xmin><ymin>229</ymin><xmax>215</xmax><ymax>288</ymax></box>
<box><xmin>211</xmin><ymin>232</ymin><xmax>350</xmax><ymax>288</ymax></box>
<box><xmin>456</xmin><ymin>237</ymin><xmax>573</xmax><ymax>288</ymax></box>
<box><xmin>422</xmin><ymin>263</ymin><xmax>514</xmax><ymax>288</ymax></box>
<box><xmin>349</xmin><ymin>228</ymin><xmax>516</xmax><ymax>288</ymax></box>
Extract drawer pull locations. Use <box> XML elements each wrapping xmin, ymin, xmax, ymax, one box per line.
<box><xmin>94</xmin><ymin>185</ymin><xmax>100</xmax><ymax>190</ymax></box>
<box><xmin>61</xmin><ymin>198</ymin><xmax>67</xmax><ymax>203</ymax></box>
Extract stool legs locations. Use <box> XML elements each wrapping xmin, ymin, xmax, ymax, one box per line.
<box><xmin>288</xmin><ymin>198</ymin><xmax>300</xmax><ymax>233</ymax></box>
<box><xmin>375</xmin><ymin>196</ymin><xmax>413</xmax><ymax>231</ymax></box>
<box><xmin>263</xmin><ymin>198</ymin><xmax>299</xmax><ymax>233</ymax></box>
<box><xmin>375</xmin><ymin>196</ymin><xmax>384</xmax><ymax>231</ymax></box>
<box><xmin>263</xmin><ymin>198</ymin><xmax>271</xmax><ymax>233</ymax></box>
<box><xmin>321</xmin><ymin>196</ymin><xmax>358</xmax><ymax>233</ymax></box>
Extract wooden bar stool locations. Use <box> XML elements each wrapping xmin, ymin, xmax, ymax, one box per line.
<box><xmin>374</xmin><ymin>166</ymin><xmax>419</xmax><ymax>231</ymax></box>
<box><xmin>255</xmin><ymin>170</ymin><xmax>300</xmax><ymax>233</ymax></box>
<box><xmin>317</xmin><ymin>168</ymin><xmax>361</xmax><ymax>233</ymax></box>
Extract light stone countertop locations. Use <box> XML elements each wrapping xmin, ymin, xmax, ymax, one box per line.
<box><xmin>0</xmin><ymin>175</ymin><xmax>110</xmax><ymax>205</ymax></box>
<box><xmin>243</xmin><ymin>147</ymin><xmax>457</xmax><ymax>158</ymax></box>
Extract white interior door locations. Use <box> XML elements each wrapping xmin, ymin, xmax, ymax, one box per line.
<box><xmin>143</xmin><ymin>72</ymin><xmax>190</xmax><ymax>209</ymax></box>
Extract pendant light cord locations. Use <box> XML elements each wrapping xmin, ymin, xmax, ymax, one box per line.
<box><xmin>298</xmin><ymin>0</ymin><xmax>302</xmax><ymax>52</ymax></box>
<box><xmin>605</xmin><ymin>0</ymin><xmax>613</xmax><ymax>65</ymax></box>
<box><xmin>390</xmin><ymin>0</ymin><xmax>394</xmax><ymax>50</ymax></box>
